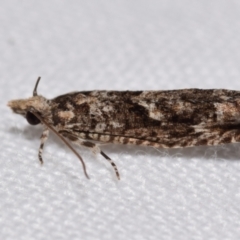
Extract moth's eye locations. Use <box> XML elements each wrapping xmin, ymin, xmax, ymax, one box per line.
<box><xmin>26</xmin><ymin>112</ymin><xmax>41</xmax><ymax>125</ymax></box>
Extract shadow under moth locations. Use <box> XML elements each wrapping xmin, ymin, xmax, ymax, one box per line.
<box><xmin>8</xmin><ymin>77</ymin><xmax>240</xmax><ymax>179</ymax></box>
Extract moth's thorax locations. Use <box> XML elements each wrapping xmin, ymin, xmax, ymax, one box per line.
<box><xmin>8</xmin><ymin>95</ymin><xmax>51</xmax><ymax>117</ymax></box>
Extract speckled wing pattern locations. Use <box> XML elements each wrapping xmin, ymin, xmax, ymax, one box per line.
<box><xmin>50</xmin><ymin>89</ymin><xmax>240</xmax><ymax>148</ymax></box>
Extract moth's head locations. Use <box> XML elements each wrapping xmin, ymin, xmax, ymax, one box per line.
<box><xmin>8</xmin><ymin>77</ymin><xmax>48</xmax><ymax>125</ymax></box>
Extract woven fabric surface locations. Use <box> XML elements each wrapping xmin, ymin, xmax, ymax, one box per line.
<box><xmin>1</xmin><ymin>1</ymin><xmax>240</xmax><ymax>239</ymax></box>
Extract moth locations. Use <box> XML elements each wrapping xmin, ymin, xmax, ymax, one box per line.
<box><xmin>8</xmin><ymin>77</ymin><xmax>240</xmax><ymax>179</ymax></box>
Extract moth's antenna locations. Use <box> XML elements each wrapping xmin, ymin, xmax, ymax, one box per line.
<box><xmin>31</xmin><ymin>111</ymin><xmax>90</xmax><ymax>179</ymax></box>
<box><xmin>33</xmin><ymin>77</ymin><xmax>41</xmax><ymax>96</ymax></box>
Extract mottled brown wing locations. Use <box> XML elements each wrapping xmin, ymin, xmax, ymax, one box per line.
<box><xmin>51</xmin><ymin>89</ymin><xmax>240</xmax><ymax>148</ymax></box>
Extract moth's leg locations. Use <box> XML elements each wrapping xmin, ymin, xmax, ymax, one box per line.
<box><xmin>99</xmin><ymin>150</ymin><xmax>120</xmax><ymax>180</ymax></box>
<box><xmin>60</xmin><ymin>131</ymin><xmax>120</xmax><ymax>179</ymax></box>
<box><xmin>82</xmin><ymin>141</ymin><xmax>120</xmax><ymax>180</ymax></box>
<box><xmin>38</xmin><ymin>127</ymin><xmax>49</xmax><ymax>164</ymax></box>
<box><xmin>81</xmin><ymin>141</ymin><xmax>120</xmax><ymax>180</ymax></box>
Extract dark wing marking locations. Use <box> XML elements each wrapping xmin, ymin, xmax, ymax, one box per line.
<box><xmin>53</xmin><ymin>89</ymin><xmax>240</xmax><ymax>148</ymax></box>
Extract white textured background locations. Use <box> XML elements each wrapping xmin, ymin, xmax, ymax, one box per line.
<box><xmin>1</xmin><ymin>1</ymin><xmax>240</xmax><ymax>240</ymax></box>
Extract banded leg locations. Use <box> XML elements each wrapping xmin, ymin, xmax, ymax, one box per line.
<box><xmin>100</xmin><ymin>150</ymin><xmax>120</xmax><ymax>180</ymax></box>
<box><xmin>61</xmin><ymin>131</ymin><xmax>120</xmax><ymax>179</ymax></box>
<box><xmin>38</xmin><ymin>127</ymin><xmax>49</xmax><ymax>164</ymax></box>
<box><xmin>81</xmin><ymin>140</ymin><xmax>120</xmax><ymax>180</ymax></box>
